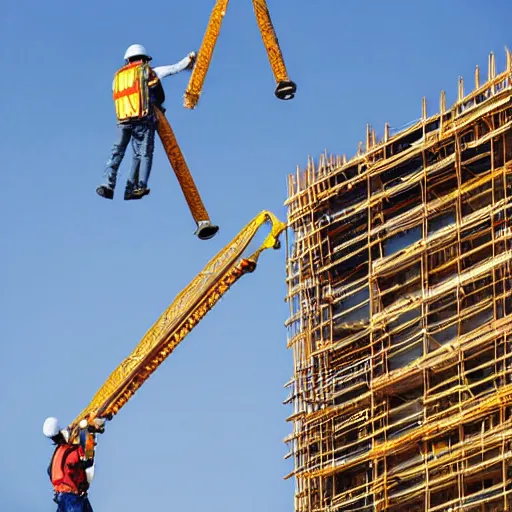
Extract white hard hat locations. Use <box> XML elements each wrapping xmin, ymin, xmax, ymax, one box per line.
<box><xmin>124</xmin><ymin>44</ymin><xmax>152</xmax><ymax>61</ymax></box>
<box><xmin>43</xmin><ymin>417</ymin><xmax>60</xmax><ymax>438</ymax></box>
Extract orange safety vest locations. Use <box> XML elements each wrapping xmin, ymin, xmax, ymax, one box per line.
<box><xmin>112</xmin><ymin>61</ymin><xmax>160</xmax><ymax>122</ymax></box>
<box><xmin>50</xmin><ymin>444</ymin><xmax>88</xmax><ymax>494</ymax></box>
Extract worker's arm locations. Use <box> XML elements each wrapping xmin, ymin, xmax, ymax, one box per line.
<box><xmin>68</xmin><ymin>447</ymin><xmax>94</xmax><ymax>470</ymax></box>
<box><xmin>153</xmin><ymin>52</ymin><xmax>196</xmax><ymax>79</ymax></box>
<box><xmin>80</xmin><ymin>458</ymin><xmax>94</xmax><ymax>469</ymax></box>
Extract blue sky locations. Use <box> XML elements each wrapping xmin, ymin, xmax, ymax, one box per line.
<box><xmin>2</xmin><ymin>0</ymin><xmax>511</xmax><ymax>510</ymax></box>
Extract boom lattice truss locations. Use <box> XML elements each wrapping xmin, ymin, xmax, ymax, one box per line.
<box><xmin>69</xmin><ymin>210</ymin><xmax>285</xmax><ymax>438</ymax></box>
<box><xmin>184</xmin><ymin>0</ymin><xmax>296</xmax><ymax>109</ymax></box>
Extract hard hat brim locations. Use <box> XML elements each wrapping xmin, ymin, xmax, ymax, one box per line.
<box><xmin>127</xmin><ymin>55</ymin><xmax>152</xmax><ymax>61</ymax></box>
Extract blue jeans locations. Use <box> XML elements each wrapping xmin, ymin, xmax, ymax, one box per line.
<box><xmin>103</xmin><ymin>117</ymin><xmax>156</xmax><ymax>192</ymax></box>
<box><xmin>55</xmin><ymin>493</ymin><xmax>93</xmax><ymax>512</ymax></box>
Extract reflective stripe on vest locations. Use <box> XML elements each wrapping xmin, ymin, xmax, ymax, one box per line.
<box><xmin>113</xmin><ymin>61</ymin><xmax>151</xmax><ymax>122</ymax></box>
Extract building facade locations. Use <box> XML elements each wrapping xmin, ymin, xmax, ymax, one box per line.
<box><xmin>285</xmin><ymin>51</ymin><xmax>512</xmax><ymax>511</ymax></box>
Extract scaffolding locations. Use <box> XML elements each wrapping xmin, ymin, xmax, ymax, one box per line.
<box><xmin>284</xmin><ymin>50</ymin><xmax>512</xmax><ymax>512</ymax></box>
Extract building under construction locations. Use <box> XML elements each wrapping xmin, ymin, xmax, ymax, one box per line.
<box><xmin>284</xmin><ymin>50</ymin><xmax>512</xmax><ymax>512</ymax></box>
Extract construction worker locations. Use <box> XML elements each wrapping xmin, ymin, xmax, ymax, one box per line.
<box><xmin>43</xmin><ymin>416</ymin><xmax>104</xmax><ymax>512</ymax></box>
<box><xmin>96</xmin><ymin>43</ymin><xmax>196</xmax><ymax>201</ymax></box>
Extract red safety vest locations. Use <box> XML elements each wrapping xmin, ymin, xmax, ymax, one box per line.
<box><xmin>50</xmin><ymin>444</ymin><xmax>88</xmax><ymax>494</ymax></box>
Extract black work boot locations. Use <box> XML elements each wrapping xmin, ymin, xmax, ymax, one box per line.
<box><xmin>96</xmin><ymin>185</ymin><xmax>114</xmax><ymax>199</ymax></box>
<box><xmin>131</xmin><ymin>187</ymin><xmax>151</xmax><ymax>199</ymax></box>
<box><xmin>124</xmin><ymin>182</ymin><xmax>136</xmax><ymax>200</ymax></box>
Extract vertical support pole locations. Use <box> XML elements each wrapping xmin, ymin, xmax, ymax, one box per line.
<box><xmin>384</xmin><ymin>123</ymin><xmax>390</xmax><ymax>143</ymax></box>
<box><xmin>458</xmin><ymin>76</ymin><xmax>464</xmax><ymax>102</ymax></box>
<box><xmin>488</xmin><ymin>51</ymin><xmax>496</xmax><ymax>81</ymax></box>
<box><xmin>489</xmin><ymin>51</ymin><xmax>497</xmax><ymax>94</ymax></box>
<box><xmin>439</xmin><ymin>90</ymin><xmax>446</xmax><ymax>132</ymax></box>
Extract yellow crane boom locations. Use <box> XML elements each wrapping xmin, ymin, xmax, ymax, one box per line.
<box><xmin>69</xmin><ymin>210</ymin><xmax>285</xmax><ymax>439</ymax></box>
<box><xmin>184</xmin><ymin>0</ymin><xmax>296</xmax><ymax>109</ymax></box>
<box><xmin>251</xmin><ymin>0</ymin><xmax>296</xmax><ymax>100</ymax></box>
<box><xmin>184</xmin><ymin>0</ymin><xmax>229</xmax><ymax>110</ymax></box>
<box><xmin>154</xmin><ymin>106</ymin><xmax>219</xmax><ymax>240</ymax></box>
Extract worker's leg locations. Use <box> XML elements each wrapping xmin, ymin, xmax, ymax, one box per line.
<box><xmin>131</xmin><ymin>119</ymin><xmax>156</xmax><ymax>196</ymax></box>
<box><xmin>54</xmin><ymin>492</ymin><xmax>93</xmax><ymax>512</ymax></box>
<box><xmin>124</xmin><ymin>158</ymin><xmax>140</xmax><ymax>200</ymax></box>
<box><xmin>125</xmin><ymin>125</ymin><xmax>142</xmax><ymax>199</ymax></box>
<box><xmin>54</xmin><ymin>492</ymin><xmax>66</xmax><ymax>512</ymax></box>
<box><xmin>97</xmin><ymin>124</ymin><xmax>132</xmax><ymax>199</ymax></box>
<box><xmin>82</xmin><ymin>496</ymin><xmax>94</xmax><ymax>512</ymax></box>
<box><xmin>124</xmin><ymin>119</ymin><xmax>151</xmax><ymax>200</ymax></box>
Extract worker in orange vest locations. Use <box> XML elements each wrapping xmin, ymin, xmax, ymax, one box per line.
<box><xmin>43</xmin><ymin>417</ymin><xmax>104</xmax><ymax>512</ymax></box>
<box><xmin>96</xmin><ymin>43</ymin><xmax>196</xmax><ymax>201</ymax></box>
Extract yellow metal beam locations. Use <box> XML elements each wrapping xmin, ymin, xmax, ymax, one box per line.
<box><xmin>154</xmin><ymin>106</ymin><xmax>218</xmax><ymax>240</ymax></box>
<box><xmin>184</xmin><ymin>0</ymin><xmax>230</xmax><ymax>109</ymax></box>
<box><xmin>184</xmin><ymin>0</ymin><xmax>296</xmax><ymax>108</ymax></box>
<box><xmin>69</xmin><ymin>210</ymin><xmax>286</xmax><ymax>438</ymax></box>
<box><xmin>251</xmin><ymin>0</ymin><xmax>296</xmax><ymax>100</ymax></box>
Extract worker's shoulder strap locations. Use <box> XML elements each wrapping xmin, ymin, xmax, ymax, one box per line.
<box><xmin>147</xmin><ymin>66</ymin><xmax>160</xmax><ymax>87</ymax></box>
<box><xmin>112</xmin><ymin>61</ymin><xmax>146</xmax><ymax>82</ymax></box>
<box><xmin>50</xmin><ymin>444</ymin><xmax>80</xmax><ymax>475</ymax></box>
<box><xmin>113</xmin><ymin>61</ymin><xmax>153</xmax><ymax>87</ymax></box>
<box><xmin>116</xmin><ymin>61</ymin><xmax>144</xmax><ymax>73</ymax></box>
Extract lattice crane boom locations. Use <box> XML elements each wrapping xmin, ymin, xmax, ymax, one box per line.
<box><xmin>251</xmin><ymin>0</ymin><xmax>296</xmax><ymax>100</ymax></box>
<box><xmin>68</xmin><ymin>210</ymin><xmax>285</xmax><ymax>440</ymax></box>
<box><xmin>154</xmin><ymin>106</ymin><xmax>218</xmax><ymax>240</ymax></box>
<box><xmin>184</xmin><ymin>0</ymin><xmax>296</xmax><ymax>109</ymax></box>
<box><xmin>184</xmin><ymin>0</ymin><xmax>230</xmax><ymax>110</ymax></box>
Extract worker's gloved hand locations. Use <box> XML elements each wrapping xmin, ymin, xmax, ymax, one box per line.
<box><xmin>89</xmin><ymin>417</ymin><xmax>106</xmax><ymax>434</ymax></box>
<box><xmin>61</xmin><ymin>428</ymin><xmax>71</xmax><ymax>442</ymax></box>
<box><xmin>93</xmin><ymin>418</ymin><xmax>106</xmax><ymax>428</ymax></box>
<box><xmin>186</xmin><ymin>51</ymin><xmax>197</xmax><ymax>70</ymax></box>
